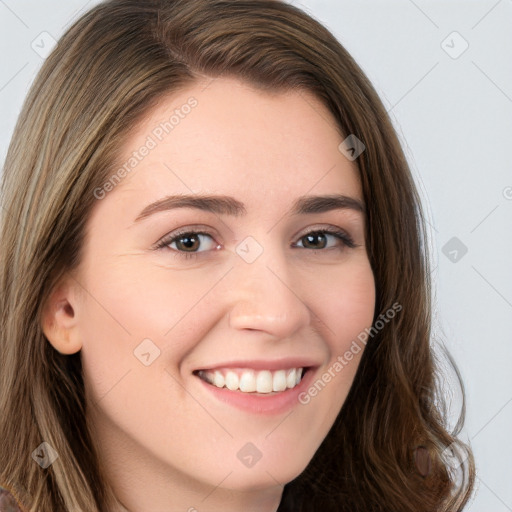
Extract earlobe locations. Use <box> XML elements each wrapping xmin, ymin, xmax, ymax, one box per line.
<box><xmin>41</xmin><ymin>278</ymin><xmax>83</xmax><ymax>355</ymax></box>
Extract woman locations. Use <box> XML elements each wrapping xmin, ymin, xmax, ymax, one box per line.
<box><xmin>0</xmin><ymin>0</ymin><xmax>475</xmax><ymax>510</ymax></box>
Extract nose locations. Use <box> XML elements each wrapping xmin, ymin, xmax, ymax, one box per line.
<box><xmin>226</xmin><ymin>246</ymin><xmax>311</xmax><ymax>340</ymax></box>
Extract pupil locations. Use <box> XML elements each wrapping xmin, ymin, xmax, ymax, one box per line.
<box><xmin>179</xmin><ymin>235</ymin><xmax>199</xmax><ymax>251</ymax></box>
<box><xmin>305</xmin><ymin>233</ymin><xmax>326</xmax><ymax>249</ymax></box>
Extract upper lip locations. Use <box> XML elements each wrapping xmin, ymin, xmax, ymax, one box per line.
<box><xmin>193</xmin><ymin>357</ymin><xmax>321</xmax><ymax>373</ymax></box>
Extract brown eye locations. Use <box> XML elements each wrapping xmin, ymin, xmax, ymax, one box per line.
<box><xmin>301</xmin><ymin>232</ymin><xmax>328</xmax><ymax>249</ymax></box>
<box><xmin>174</xmin><ymin>234</ymin><xmax>201</xmax><ymax>252</ymax></box>
<box><xmin>295</xmin><ymin>229</ymin><xmax>355</xmax><ymax>250</ymax></box>
<box><xmin>155</xmin><ymin>230</ymin><xmax>219</xmax><ymax>258</ymax></box>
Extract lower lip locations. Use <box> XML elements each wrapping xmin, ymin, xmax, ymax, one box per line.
<box><xmin>195</xmin><ymin>368</ymin><xmax>317</xmax><ymax>415</ymax></box>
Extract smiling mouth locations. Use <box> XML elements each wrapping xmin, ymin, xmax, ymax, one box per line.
<box><xmin>194</xmin><ymin>367</ymin><xmax>309</xmax><ymax>394</ymax></box>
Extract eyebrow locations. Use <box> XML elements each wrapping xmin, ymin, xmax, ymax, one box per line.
<box><xmin>133</xmin><ymin>193</ymin><xmax>365</xmax><ymax>223</ymax></box>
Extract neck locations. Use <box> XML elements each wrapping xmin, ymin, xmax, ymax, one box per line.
<box><xmin>108</xmin><ymin>480</ymin><xmax>283</xmax><ymax>512</ymax></box>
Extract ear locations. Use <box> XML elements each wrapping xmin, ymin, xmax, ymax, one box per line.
<box><xmin>41</xmin><ymin>275</ymin><xmax>83</xmax><ymax>355</ymax></box>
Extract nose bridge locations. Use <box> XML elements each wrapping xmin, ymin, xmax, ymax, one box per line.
<box><xmin>226</xmin><ymin>237</ymin><xmax>311</xmax><ymax>337</ymax></box>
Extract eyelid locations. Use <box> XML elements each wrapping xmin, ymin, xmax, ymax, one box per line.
<box><xmin>153</xmin><ymin>227</ymin><xmax>220</xmax><ymax>252</ymax></box>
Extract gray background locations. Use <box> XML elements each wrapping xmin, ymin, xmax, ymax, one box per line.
<box><xmin>1</xmin><ymin>1</ymin><xmax>511</xmax><ymax>510</ymax></box>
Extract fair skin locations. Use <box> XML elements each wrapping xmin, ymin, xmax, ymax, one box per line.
<box><xmin>42</xmin><ymin>77</ymin><xmax>375</xmax><ymax>512</ymax></box>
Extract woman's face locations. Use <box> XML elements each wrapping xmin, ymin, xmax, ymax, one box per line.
<box><xmin>68</xmin><ymin>77</ymin><xmax>375</xmax><ymax>508</ymax></box>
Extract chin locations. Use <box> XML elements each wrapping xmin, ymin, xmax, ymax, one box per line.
<box><xmin>213</xmin><ymin>455</ymin><xmax>311</xmax><ymax>492</ymax></box>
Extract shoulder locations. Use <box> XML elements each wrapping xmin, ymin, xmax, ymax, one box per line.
<box><xmin>0</xmin><ymin>486</ymin><xmax>24</xmax><ymax>512</ymax></box>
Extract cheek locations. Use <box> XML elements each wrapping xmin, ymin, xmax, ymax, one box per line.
<box><xmin>305</xmin><ymin>258</ymin><xmax>375</xmax><ymax>411</ymax></box>
<box><xmin>313</xmin><ymin>258</ymin><xmax>376</xmax><ymax>347</ymax></box>
<box><xmin>84</xmin><ymin>259</ymin><xmax>210</xmax><ymax>333</ymax></box>
<box><xmin>78</xmin><ymin>258</ymin><xmax>214</xmax><ymax>343</ymax></box>
<box><xmin>76</xmin><ymin>260</ymin><xmax>223</xmax><ymax>402</ymax></box>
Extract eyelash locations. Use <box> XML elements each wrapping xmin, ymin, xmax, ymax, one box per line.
<box><xmin>154</xmin><ymin>227</ymin><xmax>357</xmax><ymax>260</ymax></box>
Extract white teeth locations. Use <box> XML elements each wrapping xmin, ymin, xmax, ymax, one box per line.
<box><xmin>225</xmin><ymin>371</ymin><xmax>239</xmax><ymax>391</ymax></box>
<box><xmin>198</xmin><ymin>367</ymin><xmax>304</xmax><ymax>394</ymax></box>
<box><xmin>213</xmin><ymin>370</ymin><xmax>225</xmax><ymax>388</ymax></box>
<box><xmin>286</xmin><ymin>368</ymin><xmax>297</xmax><ymax>389</ymax></box>
<box><xmin>272</xmin><ymin>370</ymin><xmax>287</xmax><ymax>392</ymax></box>
<box><xmin>256</xmin><ymin>370</ymin><xmax>273</xmax><ymax>393</ymax></box>
<box><xmin>239</xmin><ymin>370</ymin><xmax>256</xmax><ymax>392</ymax></box>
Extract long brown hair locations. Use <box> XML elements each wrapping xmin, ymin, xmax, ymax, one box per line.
<box><xmin>0</xmin><ymin>1</ymin><xmax>475</xmax><ymax>510</ymax></box>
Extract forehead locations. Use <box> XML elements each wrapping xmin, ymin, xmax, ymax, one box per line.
<box><xmin>108</xmin><ymin>77</ymin><xmax>361</xmax><ymax>214</ymax></box>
